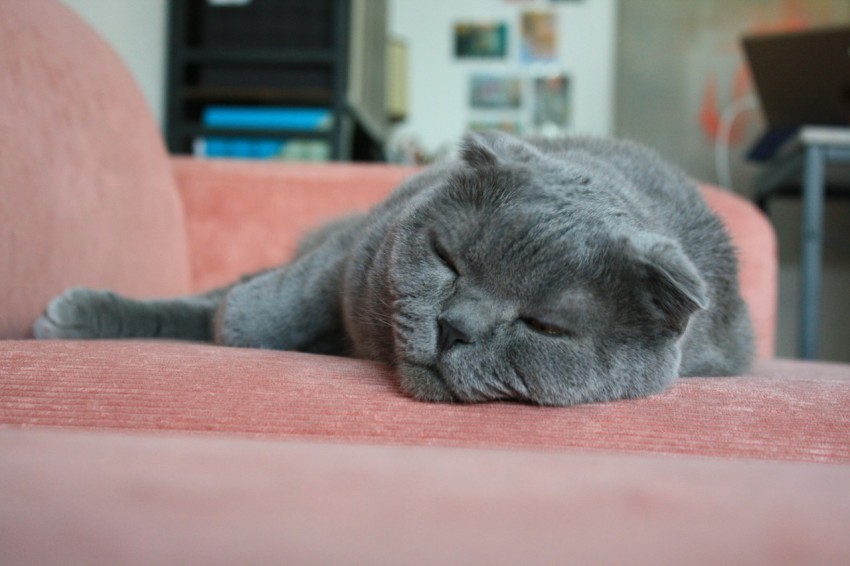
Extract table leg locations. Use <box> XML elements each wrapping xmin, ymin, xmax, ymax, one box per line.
<box><xmin>800</xmin><ymin>146</ymin><xmax>825</xmax><ymax>359</ymax></box>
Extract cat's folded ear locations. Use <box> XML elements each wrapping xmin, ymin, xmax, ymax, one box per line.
<box><xmin>626</xmin><ymin>233</ymin><xmax>709</xmax><ymax>336</ymax></box>
<box><xmin>460</xmin><ymin>131</ymin><xmax>545</xmax><ymax>169</ymax></box>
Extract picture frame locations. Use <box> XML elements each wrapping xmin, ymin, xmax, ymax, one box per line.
<box><xmin>454</xmin><ymin>22</ymin><xmax>509</xmax><ymax>59</ymax></box>
<box><xmin>470</xmin><ymin>74</ymin><xmax>522</xmax><ymax>109</ymax></box>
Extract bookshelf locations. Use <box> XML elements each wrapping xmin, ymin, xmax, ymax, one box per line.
<box><xmin>164</xmin><ymin>0</ymin><xmax>388</xmax><ymax>161</ymax></box>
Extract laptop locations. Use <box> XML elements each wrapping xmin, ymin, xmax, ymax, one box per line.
<box><xmin>742</xmin><ymin>25</ymin><xmax>850</xmax><ymax>161</ymax></box>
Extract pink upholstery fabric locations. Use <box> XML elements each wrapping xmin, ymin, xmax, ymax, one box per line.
<box><xmin>0</xmin><ymin>0</ymin><xmax>191</xmax><ymax>339</ymax></box>
<box><xmin>2</xmin><ymin>340</ymin><xmax>848</xmax><ymax>463</ymax></box>
<box><xmin>173</xmin><ymin>158</ymin><xmax>418</xmax><ymax>292</ymax></box>
<box><xmin>2</xmin><ymin>429</ymin><xmax>850</xmax><ymax>565</ymax></box>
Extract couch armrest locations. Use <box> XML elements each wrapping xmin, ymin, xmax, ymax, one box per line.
<box><xmin>699</xmin><ymin>185</ymin><xmax>778</xmax><ymax>359</ymax></box>
<box><xmin>171</xmin><ymin>157</ymin><xmax>418</xmax><ymax>292</ymax></box>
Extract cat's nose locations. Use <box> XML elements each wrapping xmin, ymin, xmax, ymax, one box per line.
<box><xmin>437</xmin><ymin>316</ymin><xmax>472</xmax><ymax>352</ymax></box>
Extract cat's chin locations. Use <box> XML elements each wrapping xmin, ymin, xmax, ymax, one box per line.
<box><xmin>396</xmin><ymin>362</ymin><xmax>458</xmax><ymax>403</ymax></box>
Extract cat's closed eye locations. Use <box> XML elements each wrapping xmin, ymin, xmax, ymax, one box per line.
<box><xmin>431</xmin><ymin>235</ymin><xmax>459</xmax><ymax>275</ymax></box>
<box><xmin>520</xmin><ymin>317</ymin><xmax>573</xmax><ymax>337</ymax></box>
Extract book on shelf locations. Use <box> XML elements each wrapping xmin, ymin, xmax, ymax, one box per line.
<box><xmin>193</xmin><ymin>137</ymin><xmax>330</xmax><ymax>161</ymax></box>
<box><xmin>195</xmin><ymin>106</ymin><xmax>332</xmax><ymax>161</ymax></box>
<box><xmin>202</xmin><ymin>106</ymin><xmax>332</xmax><ymax>131</ymax></box>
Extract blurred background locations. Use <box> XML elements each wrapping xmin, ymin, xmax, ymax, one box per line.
<box><xmin>61</xmin><ymin>0</ymin><xmax>850</xmax><ymax>362</ymax></box>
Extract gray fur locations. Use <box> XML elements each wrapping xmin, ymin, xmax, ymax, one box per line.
<box><xmin>35</xmin><ymin>133</ymin><xmax>754</xmax><ymax>406</ymax></box>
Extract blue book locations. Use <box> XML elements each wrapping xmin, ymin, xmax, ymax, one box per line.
<box><xmin>203</xmin><ymin>106</ymin><xmax>331</xmax><ymax>131</ymax></box>
<box><xmin>200</xmin><ymin>137</ymin><xmax>287</xmax><ymax>159</ymax></box>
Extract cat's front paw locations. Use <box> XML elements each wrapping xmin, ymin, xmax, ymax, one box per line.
<box><xmin>33</xmin><ymin>288</ymin><xmax>122</xmax><ymax>339</ymax></box>
<box><xmin>397</xmin><ymin>362</ymin><xmax>457</xmax><ymax>403</ymax></box>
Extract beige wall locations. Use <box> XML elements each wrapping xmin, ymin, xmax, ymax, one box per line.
<box><xmin>62</xmin><ymin>0</ymin><xmax>167</xmax><ymax>126</ymax></box>
<box><xmin>616</xmin><ymin>0</ymin><xmax>850</xmax><ymax>361</ymax></box>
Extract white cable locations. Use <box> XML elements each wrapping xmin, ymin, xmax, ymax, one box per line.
<box><xmin>714</xmin><ymin>94</ymin><xmax>758</xmax><ymax>192</ymax></box>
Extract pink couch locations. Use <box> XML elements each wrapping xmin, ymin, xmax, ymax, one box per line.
<box><xmin>2</xmin><ymin>2</ymin><xmax>849</xmax><ymax>563</ymax></box>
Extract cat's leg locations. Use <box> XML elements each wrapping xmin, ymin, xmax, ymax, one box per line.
<box><xmin>214</xmin><ymin>245</ymin><xmax>348</xmax><ymax>355</ymax></box>
<box><xmin>35</xmin><ymin>220</ymin><xmax>353</xmax><ymax>353</ymax></box>
<box><xmin>33</xmin><ymin>286</ymin><xmax>228</xmax><ymax>341</ymax></box>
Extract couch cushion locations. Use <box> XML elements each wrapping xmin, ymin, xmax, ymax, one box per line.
<box><xmin>1</xmin><ymin>340</ymin><xmax>847</xmax><ymax>463</ymax></box>
<box><xmin>0</xmin><ymin>1</ymin><xmax>191</xmax><ymax>339</ymax></box>
<box><xmin>2</xmin><ymin>428</ymin><xmax>849</xmax><ymax>565</ymax></box>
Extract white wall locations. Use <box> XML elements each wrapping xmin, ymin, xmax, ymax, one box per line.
<box><xmin>61</xmin><ymin>0</ymin><xmax>617</xmax><ymax>152</ymax></box>
<box><xmin>61</xmin><ymin>0</ymin><xmax>167</xmax><ymax>126</ymax></box>
<box><xmin>389</xmin><ymin>0</ymin><xmax>617</xmax><ymax>154</ymax></box>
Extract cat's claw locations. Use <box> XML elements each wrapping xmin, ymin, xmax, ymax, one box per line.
<box><xmin>33</xmin><ymin>288</ymin><xmax>119</xmax><ymax>339</ymax></box>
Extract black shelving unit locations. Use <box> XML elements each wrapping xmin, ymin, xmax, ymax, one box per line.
<box><xmin>165</xmin><ymin>0</ymin><xmax>383</xmax><ymax>161</ymax></box>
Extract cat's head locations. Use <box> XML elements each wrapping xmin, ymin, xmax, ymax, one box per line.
<box><xmin>386</xmin><ymin>132</ymin><xmax>708</xmax><ymax>406</ymax></box>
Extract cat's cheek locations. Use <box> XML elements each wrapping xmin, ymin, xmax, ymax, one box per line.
<box><xmin>503</xmin><ymin>338</ymin><xmax>596</xmax><ymax>405</ymax></box>
<box><xmin>387</xmin><ymin>302</ymin><xmax>440</xmax><ymax>367</ymax></box>
<box><xmin>396</xmin><ymin>362</ymin><xmax>456</xmax><ymax>403</ymax></box>
<box><xmin>387</xmin><ymin>273</ymin><xmax>450</xmax><ymax>366</ymax></box>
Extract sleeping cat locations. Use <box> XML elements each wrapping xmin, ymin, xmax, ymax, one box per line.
<box><xmin>34</xmin><ymin>132</ymin><xmax>754</xmax><ymax>406</ymax></box>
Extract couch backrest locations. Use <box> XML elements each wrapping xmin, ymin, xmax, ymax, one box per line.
<box><xmin>0</xmin><ymin>0</ymin><xmax>191</xmax><ymax>338</ymax></box>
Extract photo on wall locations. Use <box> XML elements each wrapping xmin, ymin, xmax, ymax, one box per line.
<box><xmin>533</xmin><ymin>74</ymin><xmax>571</xmax><ymax>130</ymax></box>
<box><xmin>468</xmin><ymin>119</ymin><xmax>522</xmax><ymax>135</ymax></box>
<box><xmin>520</xmin><ymin>11</ymin><xmax>557</xmax><ymax>63</ymax></box>
<box><xmin>470</xmin><ymin>74</ymin><xmax>522</xmax><ymax>108</ymax></box>
<box><xmin>454</xmin><ymin>22</ymin><xmax>508</xmax><ymax>58</ymax></box>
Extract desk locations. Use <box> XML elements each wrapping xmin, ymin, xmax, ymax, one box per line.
<box><xmin>754</xmin><ymin>126</ymin><xmax>850</xmax><ymax>359</ymax></box>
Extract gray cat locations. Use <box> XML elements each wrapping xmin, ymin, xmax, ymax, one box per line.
<box><xmin>34</xmin><ymin>132</ymin><xmax>753</xmax><ymax>406</ymax></box>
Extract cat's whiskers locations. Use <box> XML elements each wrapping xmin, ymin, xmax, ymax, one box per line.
<box><xmin>508</xmin><ymin>361</ymin><xmax>534</xmax><ymax>399</ymax></box>
<box><xmin>350</xmin><ymin>293</ymin><xmax>397</xmax><ymax>328</ymax></box>
<box><xmin>356</xmin><ymin>306</ymin><xmax>394</xmax><ymax>329</ymax></box>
